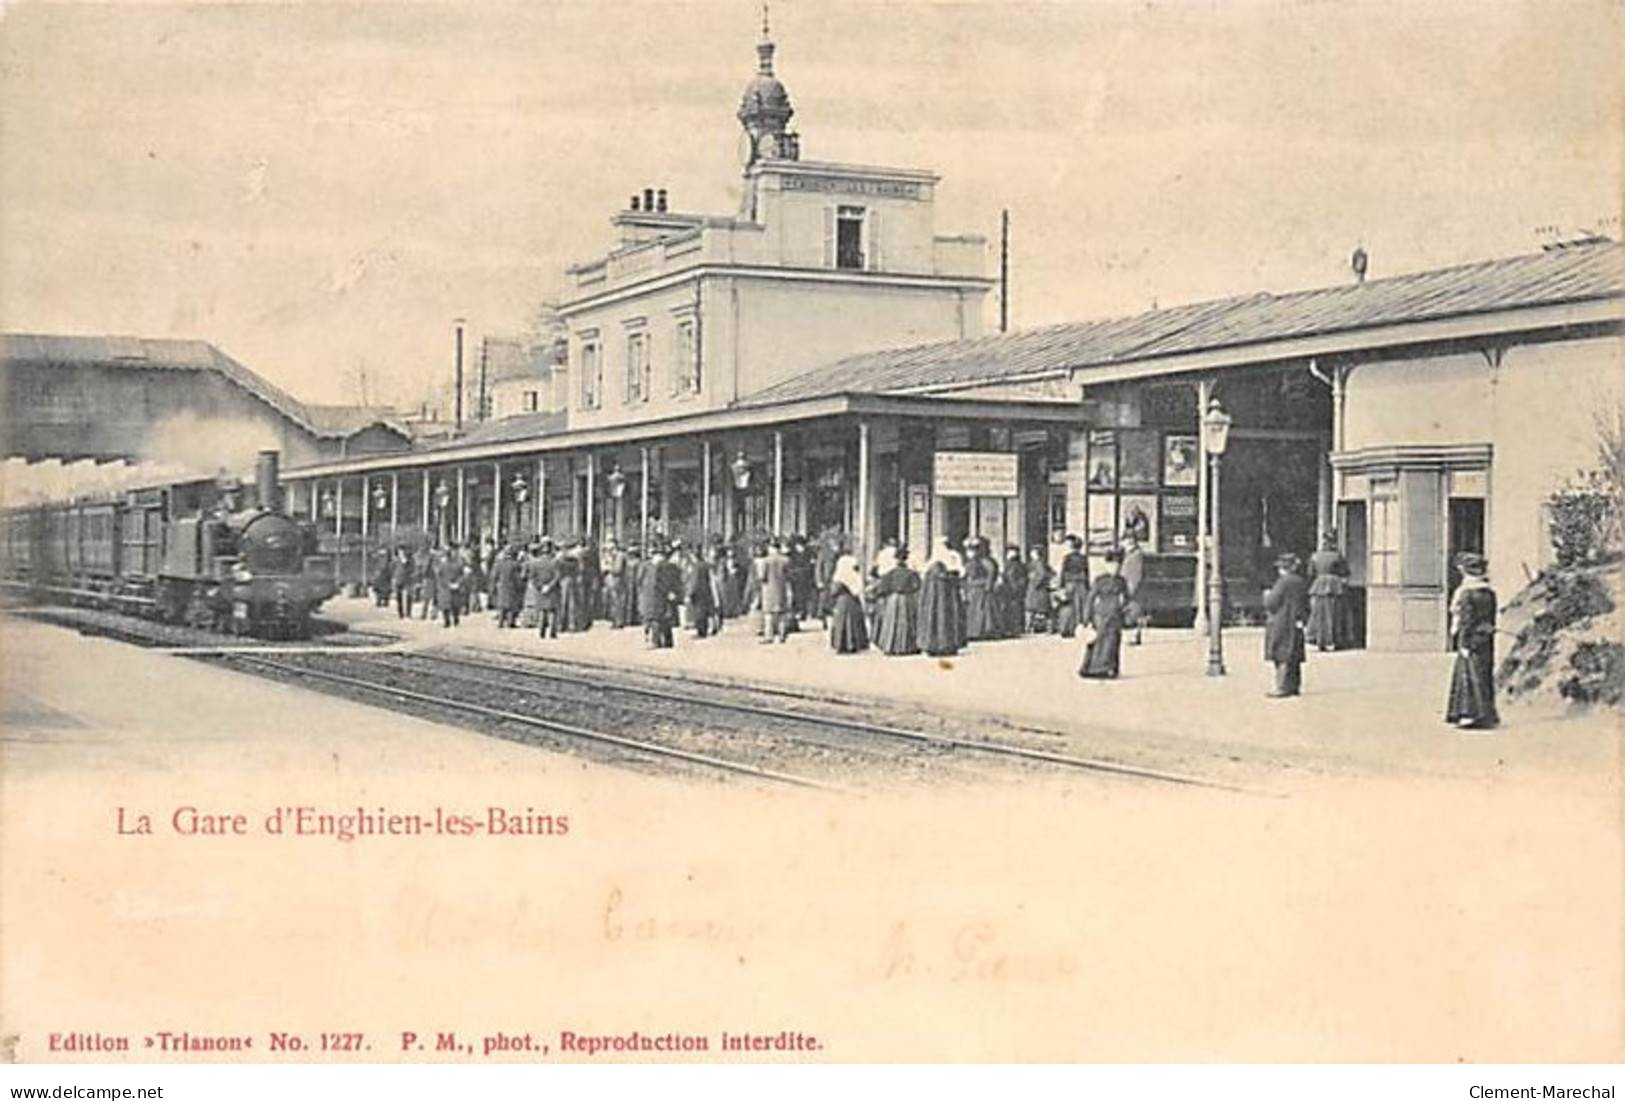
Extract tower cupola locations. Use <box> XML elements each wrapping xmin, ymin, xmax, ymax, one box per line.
<box><xmin>736</xmin><ymin>6</ymin><xmax>799</xmax><ymax>164</ymax></box>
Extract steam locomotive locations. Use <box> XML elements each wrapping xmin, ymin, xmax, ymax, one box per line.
<box><xmin>0</xmin><ymin>450</ymin><xmax>336</xmax><ymax>638</ymax></box>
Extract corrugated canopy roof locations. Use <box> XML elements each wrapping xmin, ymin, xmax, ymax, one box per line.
<box><xmin>428</xmin><ymin>410</ymin><xmax>569</xmax><ymax>449</ymax></box>
<box><xmin>743</xmin><ymin>241</ymin><xmax>1624</xmax><ymax>405</ymax></box>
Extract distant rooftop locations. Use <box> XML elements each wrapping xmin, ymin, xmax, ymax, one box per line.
<box><xmin>1</xmin><ymin>332</ymin><xmax>324</xmax><ymax>435</ymax></box>
<box><xmin>302</xmin><ymin>404</ymin><xmax>410</xmax><ymax>437</ymax></box>
<box><xmin>1</xmin><ymin>333</ymin><xmax>417</xmax><ymax>443</ymax></box>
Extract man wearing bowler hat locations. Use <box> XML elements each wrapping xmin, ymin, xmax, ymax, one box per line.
<box><xmin>1263</xmin><ymin>552</ymin><xmax>1309</xmax><ymax>697</ymax></box>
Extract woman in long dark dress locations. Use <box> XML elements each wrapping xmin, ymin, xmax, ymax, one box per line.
<box><xmin>871</xmin><ymin>550</ymin><xmax>921</xmax><ymax>656</ymax></box>
<box><xmin>719</xmin><ymin>547</ymin><xmax>745</xmax><ymax>619</ymax></box>
<box><xmin>1078</xmin><ymin>547</ymin><xmax>1131</xmax><ymax>679</ymax></box>
<box><xmin>1446</xmin><ymin>553</ymin><xmax>1499</xmax><ymax>729</ymax></box>
<box><xmin>998</xmin><ymin>545</ymin><xmax>1027</xmax><ymax>637</ymax></box>
<box><xmin>828</xmin><ymin>553</ymin><xmax>870</xmax><ymax>654</ymax></box>
<box><xmin>1023</xmin><ymin>547</ymin><xmax>1053</xmax><ymax>634</ymax></box>
<box><xmin>962</xmin><ymin>539</ymin><xmax>998</xmax><ymax>640</ymax></box>
<box><xmin>814</xmin><ymin>535</ymin><xmax>839</xmax><ymax>625</ymax></box>
<box><xmin>624</xmin><ymin>547</ymin><xmax>644</xmax><ymax>627</ymax></box>
<box><xmin>1053</xmin><ymin>535</ymin><xmax>1090</xmax><ymax>638</ymax></box>
<box><xmin>918</xmin><ymin>539</ymin><xmax>964</xmax><ymax>657</ymax></box>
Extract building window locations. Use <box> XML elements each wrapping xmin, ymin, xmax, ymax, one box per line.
<box><xmin>673</xmin><ymin>318</ymin><xmax>699</xmax><ymax>395</ymax></box>
<box><xmin>625</xmin><ymin>331</ymin><xmax>649</xmax><ymax>404</ymax></box>
<box><xmin>579</xmin><ymin>342</ymin><xmax>601</xmax><ymax>409</ymax></box>
<box><xmin>836</xmin><ymin>205</ymin><xmax>865</xmax><ymax>269</ymax></box>
<box><xmin>1369</xmin><ymin>479</ymin><xmax>1399</xmax><ymax>585</ymax></box>
<box><xmin>523</xmin><ymin>390</ymin><xmax>539</xmax><ymax>413</ymax></box>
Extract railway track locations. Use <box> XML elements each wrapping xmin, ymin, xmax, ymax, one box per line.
<box><xmin>409</xmin><ymin>648</ymin><xmax>1227</xmax><ymax>789</ymax></box>
<box><xmin>5</xmin><ymin>604</ymin><xmax>398</xmax><ymax>651</ymax></box>
<box><xmin>206</xmin><ymin>650</ymin><xmax>841</xmax><ymax>790</ymax></box>
<box><xmin>10</xmin><ymin>604</ymin><xmax>1257</xmax><ymax>792</ymax></box>
<box><xmin>190</xmin><ymin>646</ymin><xmax>1250</xmax><ymax>794</ymax></box>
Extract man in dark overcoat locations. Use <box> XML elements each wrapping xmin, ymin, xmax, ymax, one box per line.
<box><xmin>435</xmin><ymin>546</ymin><xmax>468</xmax><ymax>628</ymax></box>
<box><xmin>639</xmin><ymin>544</ymin><xmax>681</xmax><ymax>649</ymax></box>
<box><xmin>683</xmin><ymin>543</ymin><xmax>714</xmax><ymax>639</ymax></box>
<box><xmin>1263</xmin><ymin>552</ymin><xmax>1310</xmax><ymax>697</ymax></box>
<box><xmin>391</xmin><ymin>548</ymin><xmax>415</xmax><ymax>619</ymax></box>
<box><xmin>758</xmin><ymin>538</ymin><xmax>791</xmax><ymax>644</ymax></box>
<box><xmin>787</xmin><ymin>535</ymin><xmax>815</xmax><ymax>629</ymax></box>
<box><xmin>530</xmin><ymin>539</ymin><xmax>561</xmax><ymax>638</ymax></box>
<box><xmin>490</xmin><ymin>545</ymin><xmax>523</xmax><ymax>628</ymax></box>
<box><xmin>624</xmin><ymin>545</ymin><xmax>645</xmax><ymax>627</ymax></box>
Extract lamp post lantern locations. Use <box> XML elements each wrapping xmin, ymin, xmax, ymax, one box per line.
<box><xmin>1203</xmin><ymin>397</ymin><xmax>1234</xmax><ymax>676</ymax></box>
<box><xmin>509</xmin><ymin>471</ymin><xmax>528</xmax><ymax>539</ymax></box>
<box><xmin>370</xmin><ymin>481</ymin><xmax>389</xmax><ymax>575</ymax></box>
<box><xmin>434</xmin><ymin>478</ymin><xmax>452</xmax><ymax>548</ymax></box>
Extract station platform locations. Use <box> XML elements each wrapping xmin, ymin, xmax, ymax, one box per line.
<box><xmin>3</xmin><ymin>614</ymin><xmax>1619</xmax><ymax>1060</ymax></box>
<box><xmin>322</xmin><ymin>594</ymin><xmax>1618</xmax><ymax>783</ymax></box>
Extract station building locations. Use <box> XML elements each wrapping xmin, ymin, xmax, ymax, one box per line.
<box><xmin>279</xmin><ymin>26</ymin><xmax>1625</xmax><ymax>652</ymax></box>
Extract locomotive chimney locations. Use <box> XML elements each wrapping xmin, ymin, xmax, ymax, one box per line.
<box><xmin>255</xmin><ymin>449</ymin><xmax>281</xmax><ymax>511</ymax></box>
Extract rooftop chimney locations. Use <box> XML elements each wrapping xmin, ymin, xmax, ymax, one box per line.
<box><xmin>643</xmin><ymin>187</ymin><xmax>655</xmax><ymax>212</ymax></box>
<box><xmin>657</xmin><ymin>188</ymin><xmax>668</xmax><ymax>213</ymax></box>
<box><xmin>630</xmin><ymin>194</ymin><xmax>640</xmax><ymax>211</ymax></box>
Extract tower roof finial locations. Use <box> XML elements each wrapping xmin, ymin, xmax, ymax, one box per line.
<box><xmin>761</xmin><ymin>1</ymin><xmax>771</xmax><ymax>40</ymax></box>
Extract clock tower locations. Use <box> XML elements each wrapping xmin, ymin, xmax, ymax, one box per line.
<box><xmin>736</xmin><ymin>7</ymin><xmax>800</xmax><ymax>166</ymax></box>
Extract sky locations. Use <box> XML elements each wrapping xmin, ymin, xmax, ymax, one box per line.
<box><xmin>1</xmin><ymin>0</ymin><xmax>1619</xmax><ymax>409</ymax></box>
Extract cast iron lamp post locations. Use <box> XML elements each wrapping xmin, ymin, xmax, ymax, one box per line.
<box><xmin>435</xmin><ymin>478</ymin><xmax>452</xmax><ymax>548</ymax></box>
<box><xmin>510</xmin><ymin>473</ymin><xmax>528</xmax><ymax>538</ymax></box>
<box><xmin>1203</xmin><ymin>397</ymin><xmax>1233</xmax><ymax>677</ymax></box>
<box><xmin>370</xmin><ymin>481</ymin><xmax>389</xmax><ymax>587</ymax></box>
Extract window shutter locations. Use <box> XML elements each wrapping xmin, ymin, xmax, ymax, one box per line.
<box><xmin>867</xmin><ymin>209</ymin><xmax>882</xmax><ymax>271</ymax></box>
<box><xmin>1401</xmin><ymin>469</ymin><xmax>1442</xmax><ymax>587</ymax></box>
<box><xmin>823</xmin><ymin>206</ymin><xmax>835</xmax><ymax>268</ymax></box>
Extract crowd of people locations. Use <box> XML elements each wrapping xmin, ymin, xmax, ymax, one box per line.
<box><xmin>360</xmin><ymin>525</ymin><xmax>1499</xmax><ymax>727</ymax></box>
<box><xmin>853</xmin><ymin>532</ymin><xmax>1149</xmax><ymax>679</ymax></box>
<box><xmin>365</xmin><ymin>528</ymin><xmax>1158</xmax><ymax>675</ymax></box>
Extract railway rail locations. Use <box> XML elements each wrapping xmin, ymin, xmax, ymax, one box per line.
<box><xmin>187</xmin><ymin>645</ymin><xmax>1251</xmax><ymax>793</ymax></box>
<box><xmin>409</xmin><ymin>648</ymin><xmax>1226</xmax><ymax>789</ymax></box>
<box><xmin>206</xmin><ymin>650</ymin><xmax>842</xmax><ymax>790</ymax></box>
<box><xmin>9</xmin><ymin>604</ymin><xmax>1258</xmax><ymax>792</ymax></box>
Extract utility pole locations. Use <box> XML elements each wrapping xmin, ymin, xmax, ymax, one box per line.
<box><xmin>454</xmin><ymin>317</ymin><xmax>466</xmax><ymax>433</ymax></box>
<box><xmin>478</xmin><ymin>337</ymin><xmax>489</xmax><ymax>422</ymax></box>
<box><xmin>999</xmin><ymin>209</ymin><xmax>1010</xmax><ymax>333</ymax></box>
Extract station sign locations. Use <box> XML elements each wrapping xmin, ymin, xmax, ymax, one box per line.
<box><xmin>933</xmin><ymin>451</ymin><xmax>1018</xmax><ymax>498</ymax></box>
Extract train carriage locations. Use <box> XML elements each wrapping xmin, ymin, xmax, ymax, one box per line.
<box><xmin>0</xmin><ymin>450</ymin><xmax>336</xmax><ymax>637</ymax></box>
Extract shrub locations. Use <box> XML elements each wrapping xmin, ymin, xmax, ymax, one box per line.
<box><xmin>1547</xmin><ymin>485</ymin><xmax>1618</xmax><ymax>567</ymax></box>
<box><xmin>1546</xmin><ymin>405</ymin><xmax>1625</xmax><ymax>566</ymax></box>
<box><xmin>1558</xmin><ymin>641</ymin><xmax>1625</xmax><ymax>706</ymax></box>
<box><xmin>1497</xmin><ymin>569</ymin><xmax>1616</xmax><ymax>697</ymax></box>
